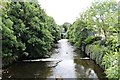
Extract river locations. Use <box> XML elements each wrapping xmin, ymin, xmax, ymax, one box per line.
<box><xmin>2</xmin><ymin>39</ymin><xmax>106</xmax><ymax>79</ymax></box>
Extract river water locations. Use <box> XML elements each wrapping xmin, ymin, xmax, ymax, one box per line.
<box><xmin>2</xmin><ymin>39</ymin><xmax>106</xmax><ymax>79</ymax></box>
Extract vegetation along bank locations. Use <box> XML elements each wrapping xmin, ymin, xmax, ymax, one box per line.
<box><xmin>1</xmin><ymin>1</ymin><xmax>61</xmax><ymax>68</ymax></box>
<box><xmin>66</xmin><ymin>0</ymin><xmax>120</xmax><ymax>78</ymax></box>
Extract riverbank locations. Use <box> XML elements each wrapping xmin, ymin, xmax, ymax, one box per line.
<box><xmin>78</xmin><ymin>37</ymin><xmax>119</xmax><ymax>78</ymax></box>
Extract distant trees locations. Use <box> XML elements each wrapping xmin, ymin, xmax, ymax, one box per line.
<box><xmin>1</xmin><ymin>1</ymin><xmax>60</xmax><ymax>67</ymax></box>
<box><xmin>62</xmin><ymin>22</ymin><xmax>71</xmax><ymax>32</ymax></box>
<box><xmin>60</xmin><ymin>22</ymin><xmax>71</xmax><ymax>39</ymax></box>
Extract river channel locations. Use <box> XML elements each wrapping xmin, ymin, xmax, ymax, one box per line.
<box><xmin>2</xmin><ymin>39</ymin><xmax>106</xmax><ymax>79</ymax></box>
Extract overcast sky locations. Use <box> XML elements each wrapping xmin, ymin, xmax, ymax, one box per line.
<box><xmin>38</xmin><ymin>0</ymin><xmax>119</xmax><ymax>25</ymax></box>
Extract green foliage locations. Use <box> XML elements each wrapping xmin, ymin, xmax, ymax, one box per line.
<box><xmin>66</xmin><ymin>0</ymin><xmax>119</xmax><ymax>78</ymax></box>
<box><xmin>103</xmin><ymin>50</ymin><xmax>119</xmax><ymax>78</ymax></box>
<box><xmin>62</xmin><ymin>22</ymin><xmax>71</xmax><ymax>32</ymax></box>
<box><xmin>102</xmin><ymin>33</ymin><xmax>119</xmax><ymax>78</ymax></box>
<box><xmin>84</xmin><ymin>36</ymin><xmax>95</xmax><ymax>43</ymax></box>
<box><xmin>2</xmin><ymin>1</ymin><xmax>60</xmax><ymax>67</ymax></box>
<box><xmin>46</xmin><ymin>16</ymin><xmax>61</xmax><ymax>42</ymax></box>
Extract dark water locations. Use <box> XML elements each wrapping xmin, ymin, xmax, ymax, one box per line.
<box><xmin>2</xmin><ymin>39</ymin><xmax>106</xmax><ymax>79</ymax></box>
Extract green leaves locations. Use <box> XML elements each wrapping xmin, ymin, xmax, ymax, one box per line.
<box><xmin>4</xmin><ymin>19</ymin><xmax>13</xmax><ymax>29</ymax></box>
<box><xmin>66</xmin><ymin>0</ymin><xmax>119</xmax><ymax>78</ymax></box>
<box><xmin>84</xmin><ymin>36</ymin><xmax>95</xmax><ymax>43</ymax></box>
<box><xmin>2</xmin><ymin>1</ymin><xmax>60</xmax><ymax>67</ymax></box>
<box><xmin>103</xmin><ymin>51</ymin><xmax>119</xmax><ymax>78</ymax></box>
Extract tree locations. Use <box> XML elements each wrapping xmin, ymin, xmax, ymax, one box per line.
<box><xmin>66</xmin><ymin>0</ymin><xmax>119</xmax><ymax>78</ymax></box>
<box><xmin>2</xmin><ymin>1</ymin><xmax>60</xmax><ymax>67</ymax></box>
<box><xmin>62</xmin><ymin>22</ymin><xmax>71</xmax><ymax>32</ymax></box>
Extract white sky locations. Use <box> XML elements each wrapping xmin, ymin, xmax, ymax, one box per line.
<box><xmin>38</xmin><ymin>0</ymin><xmax>119</xmax><ymax>25</ymax></box>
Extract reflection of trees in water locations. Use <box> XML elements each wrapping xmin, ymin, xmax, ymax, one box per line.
<box><xmin>75</xmin><ymin>65</ymin><xmax>86</xmax><ymax>78</ymax></box>
<box><xmin>74</xmin><ymin>59</ymin><xmax>103</xmax><ymax>78</ymax></box>
<box><xmin>86</xmin><ymin>68</ymin><xmax>97</xmax><ymax>78</ymax></box>
<box><xmin>75</xmin><ymin>64</ymin><xmax>98</xmax><ymax>78</ymax></box>
<box><xmin>3</xmin><ymin>62</ymin><xmax>53</xmax><ymax>78</ymax></box>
